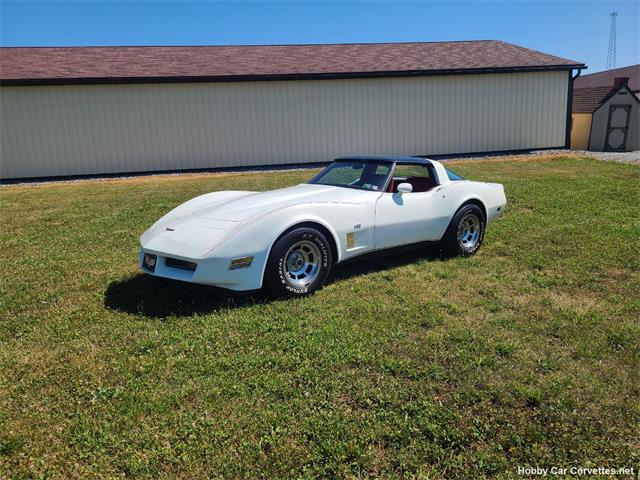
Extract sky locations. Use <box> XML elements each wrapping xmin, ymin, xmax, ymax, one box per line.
<box><xmin>1</xmin><ymin>1</ymin><xmax>638</xmax><ymax>74</ymax></box>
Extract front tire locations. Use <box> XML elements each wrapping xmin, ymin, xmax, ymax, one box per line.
<box><xmin>441</xmin><ymin>204</ymin><xmax>485</xmax><ymax>257</ymax></box>
<box><xmin>264</xmin><ymin>227</ymin><xmax>332</xmax><ymax>298</ymax></box>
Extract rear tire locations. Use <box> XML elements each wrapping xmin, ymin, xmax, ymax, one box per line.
<box><xmin>441</xmin><ymin>204</ymin><xmax>485</xmax><ymax>257</ymax></box>
<box><xmin>264</xmin><ymin>227</ymin><xmax>332</xmax><ymax>298</ymax></box>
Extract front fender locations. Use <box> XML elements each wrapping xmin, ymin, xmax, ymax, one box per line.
<box><xmin>208</xmin><ymin>201</ymin><xmax>376</xmax><ymax>288</ymax></box>
<box><xmin>265</xmin><ymin>213</ymin><xmax>341</xmax><ymax>260</ymax></box>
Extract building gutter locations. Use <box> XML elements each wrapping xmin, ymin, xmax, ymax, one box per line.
<box><xmin>565</xmin><ymin>68</ymin><xmax>584</xmax><ymax>148</ymax></box>
<box><xmin>0</xmin><ymin>64</ymin><xmax>587</xmax><ymax>87</ymax></box>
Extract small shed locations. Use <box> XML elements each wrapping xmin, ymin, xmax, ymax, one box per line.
<box><xmin>571</xmin><ymin>65</ymin><xmax>640</xmax><ymax>151</ymax></box>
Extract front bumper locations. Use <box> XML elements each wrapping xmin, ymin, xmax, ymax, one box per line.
<box><xmin>139</xmin><ymin>248</ymin><xmax>267</xmax><ymax>291</ymax></box>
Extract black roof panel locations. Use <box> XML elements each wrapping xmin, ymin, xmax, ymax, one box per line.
<box><xmin>335</xmin><ymin>155</ymin><xmax>432</xmax><ymax>165</ymax></box>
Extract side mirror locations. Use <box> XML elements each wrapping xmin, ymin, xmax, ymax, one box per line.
<box><xmin>396</xmin><ymin>182</ymin><xmax>413</xmax><ymax>194</ymax></box>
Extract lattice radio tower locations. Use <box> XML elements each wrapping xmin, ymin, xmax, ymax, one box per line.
<box><xmin>606</xmin><ymin>12</ymin><xmax>618</xmax><ymax>70</ymax></box>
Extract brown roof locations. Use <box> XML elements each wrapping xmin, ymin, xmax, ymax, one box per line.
<box><xmin>574</xmin><ymin>64</ymin><xmax>640</xmax><ymax>91</ymax></box>
<box><xmin>0</xmin><ymin>40</ymin><xmax>584</xmax><ymax>85</ymax></box>
<box><xmin>572</xmin><ymin>86</ymin><xmax>616</xmax><ymax>113</ymax></box>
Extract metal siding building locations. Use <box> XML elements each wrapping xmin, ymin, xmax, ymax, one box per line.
<box><xmin>0</xmin><ymin>42</ymin><xmax>585</xmax><ymax>180</ymax></box>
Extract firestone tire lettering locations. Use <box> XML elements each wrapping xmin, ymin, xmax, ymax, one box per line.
<box><xmin>264</xmin><ymin>227</ymin><xmax>332</xmax><ymax>298</ymax></box>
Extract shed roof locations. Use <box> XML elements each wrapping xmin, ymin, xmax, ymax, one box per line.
<box><xmin>572</xmin><ymin>86</ymin><xmax>617</xmax><ymax>114</ymax></box>
<box><xmin>574</xmin><ymin>64</ymin><xmax>639</xmax><ymax>91</ymax></box>
<box><xmin>0</xmin><ymin>40</ymin><xmax>585</xmax><ymax>86</ymax></box>
<box><xmin>572</xmin><ymin>64</ymin><xmax>640</xmax><ymax>114</ymax></box>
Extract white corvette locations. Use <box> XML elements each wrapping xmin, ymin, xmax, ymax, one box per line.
<box><xmin>140</xmin><ymin>156</ymin><xmax>506</xmax><ymax>297</ymax></box>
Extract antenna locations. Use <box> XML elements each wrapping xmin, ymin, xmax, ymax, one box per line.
<box><xmin>606</xmin><ymin>11</ymin><xmax>618</xmax><ymax>70</ymax></box>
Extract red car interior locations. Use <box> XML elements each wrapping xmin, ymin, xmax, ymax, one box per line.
<box><xmin>387</xmin><ymin>176</ymin><xmax>436</xmax><ymax>193</ymax></box>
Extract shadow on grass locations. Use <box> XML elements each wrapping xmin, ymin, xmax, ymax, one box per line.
<box><xmin>104</xmin><ymin>275</ymin><xmax>268</xmax><ymax>319</ymax></box>
<box><xmin>104</xmin><ymin>243</ymin><xmax>443</xmax><ymax>318</ymax></box>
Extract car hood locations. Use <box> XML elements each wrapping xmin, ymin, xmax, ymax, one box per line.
<box><xmin>141</xmin><ymin>183</ymin><xmax>372</xmax><ymax>256</ymax></box>
<box><xmin>192</xmin><ymin>183</ymin><xmax>365</xmax><ymax>222</ymax></box>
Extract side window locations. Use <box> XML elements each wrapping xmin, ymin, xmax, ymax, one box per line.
<box><xmin>446</xmin><ymin>168</ymin><xmax>464</xmax><ymax>181</ymax></box>
<box><xmin>391</xmin><ymin>164</ymin><xmax>435</xmax><ymax>193</ymax></box>
<box><xmin>394</xmin><ymin>164</ymin><xmax>431</xmax><ymax>179</ymax></box>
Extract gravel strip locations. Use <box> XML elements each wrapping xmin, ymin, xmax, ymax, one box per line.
<box><xmin>438</xmin><ymin>149</ymin><xmax>640</xmax><ymax>164</ymax></box>
<box><xmin>3</xmin><ymin>150</ymin><xmax>638</xmax><ymax>187</ymax></box>
<box><xmin>560</xmin><ymin>150</ymin><xmax>640</xmax><ymax>163</ymax></box>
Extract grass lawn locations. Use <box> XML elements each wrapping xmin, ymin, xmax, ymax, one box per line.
<box><xmin>1</xmin><ymin>156</ymin><xmax>639</xmax><ymax>479</ymax></box>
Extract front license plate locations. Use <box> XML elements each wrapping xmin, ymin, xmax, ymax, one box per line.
<box><xmin>143</xmin><ymin>253</ymin><xmax>157</xmax><ymax>272</ymax></box>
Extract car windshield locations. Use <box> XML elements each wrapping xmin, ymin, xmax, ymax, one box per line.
<box><xmin>309</xmin><ymin>160</ymin><xmax>391</xmax><ymax>191</ymax></box>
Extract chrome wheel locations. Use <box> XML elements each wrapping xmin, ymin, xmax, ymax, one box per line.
<box><xmin>457</xmin><ymin>213</ymin><xmax>481</xmax><ymax>250</ymax></box>
<box><xmin>284</xmin><ymin>240</ymin><xmax>321</xmax><ymax>287</ymax></box>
